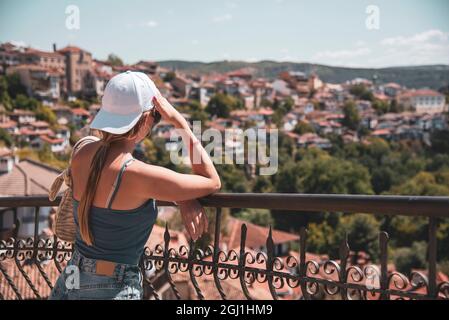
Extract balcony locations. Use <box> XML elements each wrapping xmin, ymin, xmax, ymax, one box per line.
<box><xmin>0</xmin><ymin>193</ymin><xmax>449</xmax><ymax>300</ymax></box>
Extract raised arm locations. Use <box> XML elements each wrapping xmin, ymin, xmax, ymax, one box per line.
<box><xmin>136</xmin><ymin>93</ymin><xmax>221</xmax><ymax>202</ymax></box>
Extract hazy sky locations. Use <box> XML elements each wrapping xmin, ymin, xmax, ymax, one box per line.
<box><xmin>1</xmin><ymin>0</ymin><xmax>448</xmax><ymax>68</ymax></box>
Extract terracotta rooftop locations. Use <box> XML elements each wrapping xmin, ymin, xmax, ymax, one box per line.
<box><xmin>0</xmin><ymin>159</ymin><xmax>66</xmax><ymax>197</ymax></box>
<box><xmin>401</xmin><ymin>89</ymin><xmax>444</xmax><ymax>98</ymax></box>
<box><xmin>57</xmin><ymin>46</ymin><xmax>90</xmax><ymax>54</ymax></box>
<box><xmin>71</xmin><ymin>108</ymin><xmax>90</xmax><ymax>116</ymax></box>
<box><xmin>0</xmin><ymin>120</ymin><xmax>17</xmax><ymax>129</ymax></box>
<box><xmin>23</xmin><ymin>48</ymin><xmax>64</xmax><ymax>59</ymax></box>
<box><xmin>0</xmin><ymin>258</ymin><xmax>64</xmax><ymax>300</ymax></box>
<box><xmin>223</xmin><ymin>217</ymin><xmax>299</xmax><ymax>251</ymax></box>
<box><xmin>39</xmin><ymin>135</ymin><xmax>65</xmax><ymax>145</ymax></box>
<box><xmin>30</xmin><ymin>121</ymin><xmax>50</xmax><ymax>128</ymax></box>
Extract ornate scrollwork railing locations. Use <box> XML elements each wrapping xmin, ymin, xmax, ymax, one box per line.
<box><xmin>0</xmin><ymin>194</ymin><xmax>448</xmax><ymax>300</ymax></box>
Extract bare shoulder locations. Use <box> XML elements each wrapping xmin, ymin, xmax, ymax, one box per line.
<box><xmin>71</xmin><ymin>141</ymin><xmax>101</xmax><ymax>168</ymax></box>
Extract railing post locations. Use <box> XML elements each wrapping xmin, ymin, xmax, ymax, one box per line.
<box><xmin>379</xmin><ymin>232</ymin><xmax>389</xmax><ymax>300</ymax></box>
<box><xmin>299</xmin><ymin>227</ymin><xmax>309</xmax><ymax>300</ymax></box>
<box><xmin>163</xmin><ymin>224</ymin><xmax>181</xmax><ymax>299</ymax></box>
<box><xmin>428</xmin><ymin>217</ymin><xmax>437</xmax><ymax>299</ymax></box>
<box><xmin>238</xmin><ymin>224</ymin><xmax>252</xmax><ymax>300</ymax></box>
<box><xmin>339</xmin><ymin>233</ymin><xmax>349</xmax><ymax>300</ymax></box>
<box><xmin>32</xmin><ymin>206</ymin><xmax>40</xmax><ymax>261</ymax></box>
<box><xmin>265</xmin><ymin>226</ymin><xmax>278</xmax><ymax>300</ymax></box>
<box><xmin>212</xmin><ymin>207</ymin><xmax>227</xmax><ymax>300</ymax></box>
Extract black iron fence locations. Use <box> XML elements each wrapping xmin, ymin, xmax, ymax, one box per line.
<box><xmin>0</xmin><ymin>194</ymin><xmax>448</xmax><ymax>300</ymax></box>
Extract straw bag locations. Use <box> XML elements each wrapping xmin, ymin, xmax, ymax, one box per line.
<box><xmin>48</xmin><ymin>135</ymin><xmax>100</xmax><ymax>242</ymax></box>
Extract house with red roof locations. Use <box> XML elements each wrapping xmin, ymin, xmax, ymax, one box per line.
<box><xmin>8</xmin><ymin>109</ymin><xmax>36</xmax><ymax>125</ymax></box>
<box><xmin>383</xmin><ymin>82</ymin><xmax>403</xmax><ymax>97</ymax></box>
<box><xmin>0</xmin><ymin>106</ymin><xmax>18</xmax><ymax>134</ymax></box>
<box><xmin>222</xmin><ymin>217</ymin><xmax>300</xmax><ymax>256</ymax></box>
<box><xmin>399</xmin><ymin>89</ymin><xmax>447</xmax><ymax>114</ymax></box>
<box><xmin>0</xmin><ymin>146</ymin><xmax>16</xmax><ymax>174</ymax></box>
<box><xmin>35</xmin><ymin>134</ymin><xmax>68</xmax><ymax>153</ymax></box>
<box><xmin>0</xmin><ymin>159</ymin><xmax>67</xmax><ymax>240</ymax></box>
<box><xmin>71</xmin><ymin>107</ymin><xmax>91</xmax><ymax>126</ymax></box>
<box><xmin>6</xmin><ymin>64</ymin><xmax>63</xmax><ymax>102</ymax></box>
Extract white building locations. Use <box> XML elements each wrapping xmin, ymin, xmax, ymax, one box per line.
<box><xmin>0</xmin><ymin>147</ymin><xmax>17</xmax><ymax>174</ymax></box>
<box><xmin>399</xmin><ymin>89</ymin><xmax>447</xmax><ymax>114</ymax></box>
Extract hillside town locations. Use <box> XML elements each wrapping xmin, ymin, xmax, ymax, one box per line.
<box><xmin>0</xmin><ymin>41</ymin><xmax>448</xmax><ymax>166</ymax></box>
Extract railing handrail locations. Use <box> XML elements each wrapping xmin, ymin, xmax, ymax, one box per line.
<box><xmin>1</xmin><ymin>193</ymin><xmax>448</xmax><ymax>300</ymax></box>
<box><xmin>1</xmin><ymin>193</ymin><xmax>448</xmax><ymax>217</ymax></box>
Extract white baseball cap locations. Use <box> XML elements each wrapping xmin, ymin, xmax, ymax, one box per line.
<box><xmin>90</xmin><ymin>71</ymin><xmax>159</xmax><ymax>134</ymax></box>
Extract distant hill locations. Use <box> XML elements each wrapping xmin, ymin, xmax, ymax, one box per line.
<box><xmin>157</xmin><ymin>60</ymin><xmax>449</xmax><ymax>90</ymax></box>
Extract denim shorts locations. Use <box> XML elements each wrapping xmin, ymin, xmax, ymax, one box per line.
<box><xmin>49</xmin><ymin>249</ymin><xmax>143</xmax><ymax>300</ymax></box>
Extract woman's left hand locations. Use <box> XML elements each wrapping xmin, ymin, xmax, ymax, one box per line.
<box><xmin>178</xmin><ymin>199</ymin><xmax>208</xmax><ymax>241</ymax></box>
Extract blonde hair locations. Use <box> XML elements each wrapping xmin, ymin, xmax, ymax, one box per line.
<box><xmin>78</xmin><ymin>112</ymin><xmax>152</xmax><ymax>246</ymax></box>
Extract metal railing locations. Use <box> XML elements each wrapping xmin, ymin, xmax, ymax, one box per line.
<box><xmin>0</xmin><ymin>193</ymin><xmax>448</xmax><ymax>300</ymax></box>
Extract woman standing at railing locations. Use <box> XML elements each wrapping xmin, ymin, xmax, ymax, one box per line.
<box><xmin>49</xmin><ymin>71</ymin><xmax>221</xmax><ymax>300</ymax></box>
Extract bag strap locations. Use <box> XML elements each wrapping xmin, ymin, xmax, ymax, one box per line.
<box><xmin>48</xmin><ymin>136</ymin><xmax>100</xmax><ymax>201</ymax></box>
<box><xmin>70</xmin><ymin>136</ymin><xmax>101</xmax><ymax>165</ymax></box>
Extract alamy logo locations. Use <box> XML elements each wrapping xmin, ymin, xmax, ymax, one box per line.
<box><xmin>64</xmin><ymin>265</ymin><xmax>80</xmax><ymax>290</ymax></box>
<box><xmin>168</xmin><ymin>123</ymin><xmax>279</xmax><ymax>176</ymax></box>
<box><xmin>65</xmin><ymin>5</ymin><xmax>80</xmax><ymax>30</ymax></box>
<box><xmin>365</xmin><ymin>5</ymin><xmax>380</xmax><ymax>30</ymax></box>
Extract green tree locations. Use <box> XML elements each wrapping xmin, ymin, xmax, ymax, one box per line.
<box><xmin>0</xmin><ymin>128</ymin><xmax>13</xmax><ymax>147</ymax></box>
<box><xmin>293</xmin><ymin>120</ymin><xmax>315</xmax><ymax>135</ymax></box>
<box><xmin>349</xmin><ymin>84</ymin><xmax>374</xmax><ymax>101</ymax></box>
<box><xmin>6</xmin><ymin>73</ymin><xmax>27</xmax><ymax>99</ymax></box>
<box><xmin>36</xmin><ymin>105</ymin><xmax>57</xmax><ymax>125</ymax></box>
<box><xmin>393</xmin><ymin>241</ymin><xmax>427</xmax><ymax>275</ymax></box>
<box><xmin>252</xmin><ymin>175</ymin><xmax>274</xmax><ymax>193</ymax></box>
<box><xmin>335</xmin><ymin>214</ymin><xmax>380</xmax><ymax>262</ymax></box>
<box><xmin>14</xmin><ymin>94</ymin><xmax>41</xmax><ymax>111</ymax></box>
<box><xmin>391</xmin><ymin>171</ymin><xmax>449</xmax><ymax>196</ymax></box>
<box><xmin>163</xmin><ymin>71</ymin><xmax>176</xmax><ymax>82</ymax></box>
<box><xmin>0</xmin><ymin>76</ymin><xmax>12</xmax><ymax>110</ymax></box>
<box><xmin>272</xmin><ymin>149</ymin><xmax>373</xmax><ymax>231</ymax></box>
<box><xmin>430</xmin><ymin>130</ymin><xmax>449</xmax><ymax>155</ymax></box>
<box><xmin>141</xmin><ymin>137</ymin><xmax>188</xmax><ymax>172</ymax></box>
<box><xmin>188</xmin><ymin>100</ymin><xmax>208</xmax><ymax>122</ymax></box>
<box><xmin>307</xmin><ymin>221</ymin><xmax>336</xmax><ymax>254</ymax></box>
<box><xmin>206</xmin><ymin>93</ymin><xmax>241</xmax><ymax>118</ymax></box>
<box><xmin>272</xmin><ymin>97</ymin><xmax>294</xmax><ymax>127</ymax></box>
<box><xmin>372</xmin><ymin>99</ymin><xmax>390</xmax><ymax>115</ymax></box>
<box><xmin>235</xmin><ymin>208</ymin><xmax>274</xmax><ymax>227</ymax></box>
<box><xmin>342</xmin><ymin>101</ymin><xmax>360</xmax><ymax>130</ymax></box>
<box><xmin>106</xmin><ymin>53</ymin><xmax>124</xmax><ymax>67</ymax></box>
<box><xmin>69</xmin><ymin>99</ymin><xmax>90</xmax><ymax>109</ymax></box>
<box><xmin>37</xmin><ymin>144</ymin><xmax>68</xmax><ymax>170</ymax></box>
<box><xmin>216</xmin><ymin>164</ymin><xmax>250</xmax><ymax>193</ymax></box>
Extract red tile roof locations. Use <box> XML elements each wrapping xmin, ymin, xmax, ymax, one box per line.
<box><xmin>0</xmin><ymin>120</ymin><xmax>17</xmax><ymax>129</ymax></box>
<box><xmin>401</xmin><ymin>89</ymin><xmax>444</xmax><ymax>98</ymax></box>
<box><xmin>0</xmin><ymin>159</ymin><xmax>65</xmax><ymax>196</ymax></box>
<box><xmin>23</xmin><ymin>48</ymin><xmax>64</xmax><ymax>59</ymax></box>
<box><xmin>372</xmin><ymin>129</ymin><xmax>391</xmax><ymax>136</ymax></box>
<box><xmin>223</xmin><ymin>217</ymin><xmax>299</xmax><ymax>251</ymax></box>
<box><xmin>57</xmin><ymin>46</ymin><xmax>89</xmax><ymax>54</ymax></box>
<box><xmin>71</xmin><ymin>108</ymin><xmax>90</xmax><ymax>116</ymax></box>
<box><xmin>30</xmin><ymin>121</ymin><xmax>50</xmax><ymax>128</ymax></box>
<box><xmin>40</xmin><ymin>135</ymin><xmax>65</xmax><ymax>145</ymax></box>
<box><xmin>0</xmin><ymin>257</ymin><xmax>65</xmax><ymax>300</ymax></box>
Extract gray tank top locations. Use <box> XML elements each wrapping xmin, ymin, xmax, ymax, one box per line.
<box><xmin>72</xmin><ymin>158</ymin><xmax>158</xmax><ymax>265</ymax></box>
